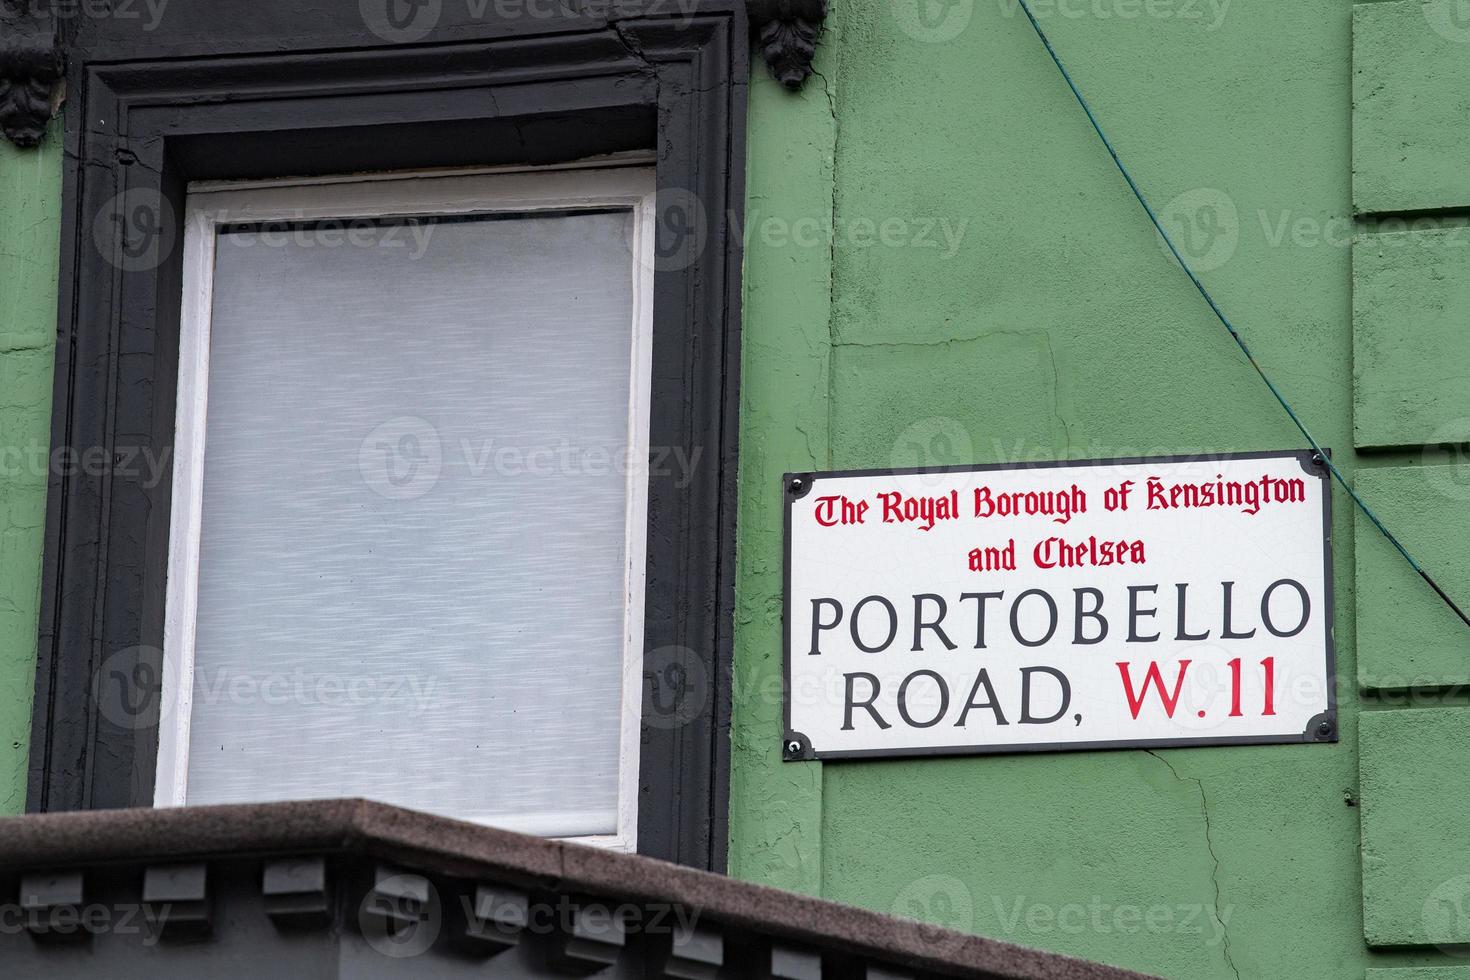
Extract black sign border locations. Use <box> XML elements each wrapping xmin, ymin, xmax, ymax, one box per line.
<box><xmin>781</xmin><ymin>449</ymin><xmax>1338</xmax><ymax>762</ymax></box>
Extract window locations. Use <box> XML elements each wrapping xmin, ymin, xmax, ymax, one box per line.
<box><xmin>154</xmin><ymin>166</ymin><xmax>654</xmax><ymax>849</ymax></box>
<box><xmin>31</xmin><ymin>7</ymin><xmax>743</xmax><ymax>871</ymax></box>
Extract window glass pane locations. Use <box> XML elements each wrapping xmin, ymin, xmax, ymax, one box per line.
<box><xmin>183</xmin><ymin>209</ymin><xmax>639</xmax><ymax>837</ymax></box>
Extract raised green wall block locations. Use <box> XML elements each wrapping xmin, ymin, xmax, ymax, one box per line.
<box><xmin>0</xmin><ymin>129</ymin><xmax>61</xmax><ymax>815</ymax></box>
<box><xmin>1354</xmin><ymin>466</ymin><xmax>1470</xmax><ymax>691</ymax></box>
<box><xmin>1353</xmin><ymin>228</ymin><xmax>1470</xmax><ymax>449</ymax></box>
<box><xmin>1353</xmin><ymin>0</ymin><xmax>1470</xmax><ymax>214</ymax></box>
<box><xmin>1367</xmin><ymin>971</ymin><xmax>1470</xmax><ymax>979</ymax></box>
<box><xmin>830</xmin><ymin>332</ymin><xmax>1068</xmax><ymax>466</ymax></box>
<box><xmin>1360</xmin><ymin>707</ymin><xmax>1470</xmax><ymax>948</ymax></box>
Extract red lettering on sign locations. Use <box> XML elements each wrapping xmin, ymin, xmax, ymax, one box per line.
<box><xmin>1116</xmin><ymin>660</ymin><xmax>1192</xmax><ymax>719</ymax></box>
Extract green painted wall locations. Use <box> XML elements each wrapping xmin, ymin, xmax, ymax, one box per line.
<box><xmin>0</xmin><ymin>2</ymin><xmax>1466</xmax><ymax>976</ymax></box>
<box><xmin>731</xmin><ymin>1</ymin><xmax>1467</xmax><ymax>977</ymax></box>
<box><xmin>0</xmin><ymin>126</ymin><xmax>61</xmax><ymax>815</ymax></box>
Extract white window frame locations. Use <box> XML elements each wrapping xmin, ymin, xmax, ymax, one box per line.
<box><xmin>156</xmin><ymin>163</ymin><xmax>657</xmax><ymax>853</ymax></box>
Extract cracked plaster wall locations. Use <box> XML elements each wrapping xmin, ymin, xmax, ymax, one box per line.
<box><xmin>0</xmin><ymin>2</ymin><xmax>1441</xmax><ymax>976</ymax></box>
<box><xmin>0</xmin><ymin>126</ymin><xmax>60</xmax><ymax>815</ymax></box>
<box><xmin>726</xmin><ymin>0</ymin><xmax>1404</xmax><ymax>978</ymax></box>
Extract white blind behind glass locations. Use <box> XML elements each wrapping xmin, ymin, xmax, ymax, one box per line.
<box><xmin>183</xmin><ymin>210</ymin><xmax>637</xmax><ymax>837</ymax></box>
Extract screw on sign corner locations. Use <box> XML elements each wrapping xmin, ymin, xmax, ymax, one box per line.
<box><xmin>782</xmin><ymin>734</ymin><xmax>811</xmax><ymax>761</ymax></box>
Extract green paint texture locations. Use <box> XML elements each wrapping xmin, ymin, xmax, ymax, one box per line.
<box><xmin>1353</xmin><ymin>228</ymin><xmax>1470</xmax><ymax>449</ymax></box>
<box><xmin>1352</xmin><ymin>0</ymin><xmax>1470</xmax><ymax>215</ymax></box>
<box><xmin>1359</xmin><ymin>708</ymin><xmax>1470</xmax><ymax>947</ymax></box>
<box><xmin>0</xmin><ymin>125</ymin><xmax>60</xmax><ymax>815</ymax></box>
<box><xmin>729</xmin><ymin>0</ymin><xmax>1464</xmax><ymax>976</ymax></box>
<box><xmin>1354</xmin><ymin>466</ymin><xmax>1470</xmax><ymax>690</ymax></box>
<box><xmin>0</xmin><ymin>0</ymin><xmax>1467</xmax><ymax>974</ymax></box>
<box><xmin>729</xmin><ymin>46</ymin><xmax>838</xmax><ymax>897</ymax></box>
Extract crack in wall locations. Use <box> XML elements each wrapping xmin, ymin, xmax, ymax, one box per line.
<box><xmin>809</xmin><ymin>59</ymin><xmax>837</xmax><ymax>471</ymax></box>
<box><xmin>1145</xmin><ymin>750</ymin><xmax>1240</xmax><ymax>980</ymax></box>
<box><xmin>609</xmin><ymin>21</ymin><xmax>654</xmax><ymax>70</ymax></box>
<box><xmin>1038</xmin><ymin>330</ymin><xmax>1071</xmax><ymax>456</ymax></box>
<box><xmin>479</xmin><ymin>86</ymin><xmax>529</xmax><ymax>157</ymax></box>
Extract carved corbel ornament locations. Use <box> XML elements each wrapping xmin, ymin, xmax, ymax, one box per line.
<box><xmin>747</xmin><ymin>0</ymin><xmax>827</xmax><ymax>90</ymax></box>
<box><xmin>0</xmin><ymin>0</ymin><xmax>64</xmax><ymax>147</ymax></box>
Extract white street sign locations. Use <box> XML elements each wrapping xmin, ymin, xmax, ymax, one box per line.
<box><xmin>783</xmin><ymin>451</ymin><xmax>1336</xmax><ymax>760</ymax></box>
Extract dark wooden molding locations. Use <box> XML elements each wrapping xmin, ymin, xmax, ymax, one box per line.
<box><xmin>0</xmin><ymin>799</ymin><xmax>1159</xmax><ymax>980</ymax></box>
<box><xmin>31</xmin><ymin>0</ymin><xmax>744</xmax><ymax>875</ymax></box>
<box><xmin>0</xmin><ymin>1</ymin><xmax>63</xmax><ymax>146</ymax></box>
<box><xmin>748</xmin><ymin>0</ymin><xmax>827</xmax><ymax>88</ymax></box>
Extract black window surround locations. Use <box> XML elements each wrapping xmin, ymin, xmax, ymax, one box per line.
<box><xmin>26</xmin><ymin>0</ymin><xmax>772</xmax><ymax>873</ymax></box>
